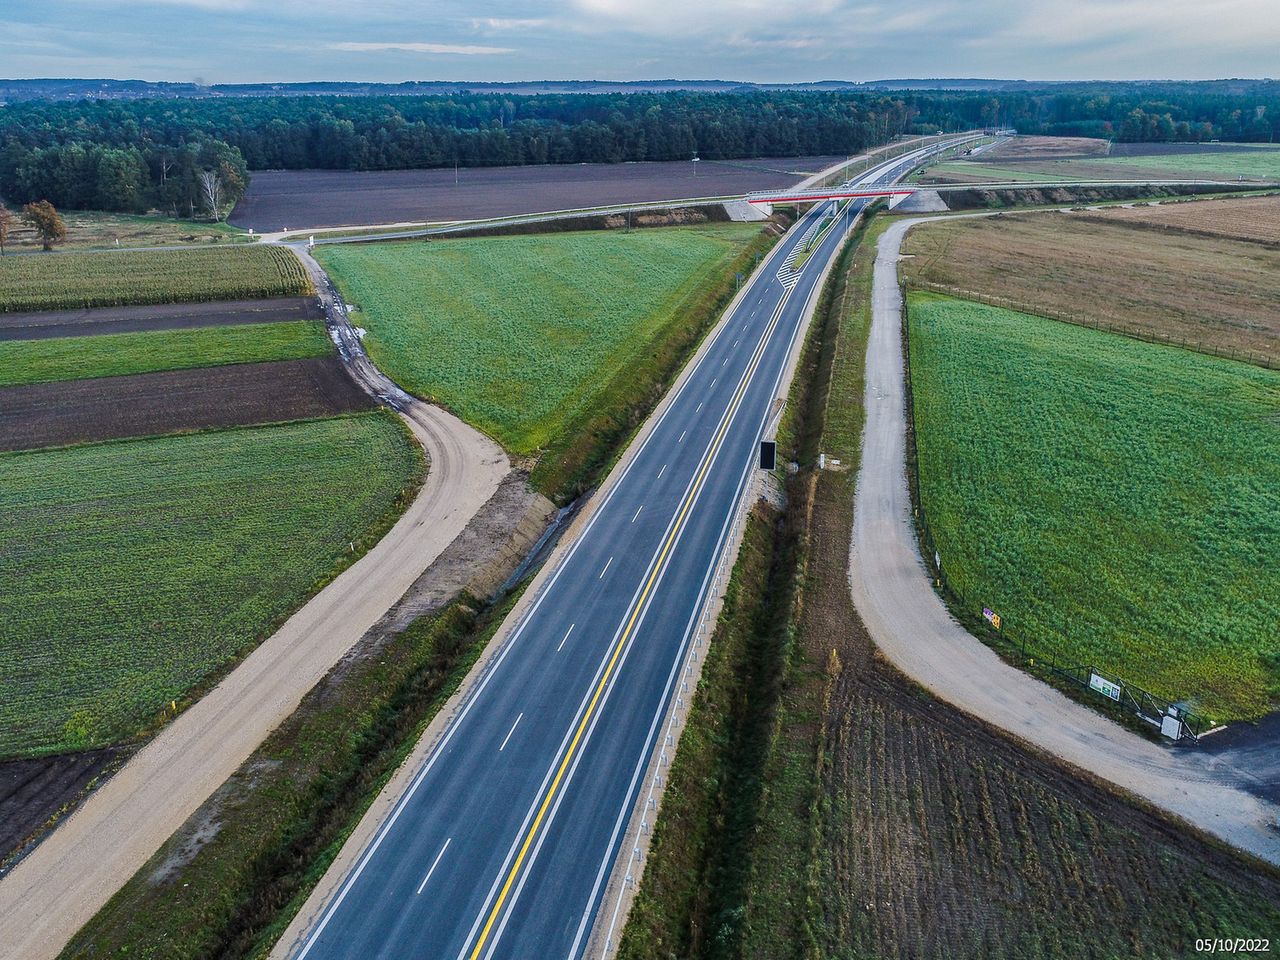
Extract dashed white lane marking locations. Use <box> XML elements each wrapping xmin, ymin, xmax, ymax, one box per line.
<box><xmin>499</xmin><ymin>714</ymin><xmax>524</xmax><ymax>752</ymax></box>
<box><xmin>695</xmin><ymin>402</ymin><xmax>702</xmax><ymax>412</ymax></box>
<box><xmin>631</xmin><ymin>505</ymin><xmax>643</xmax><ymax>523</ymax></box>
<box><xmin>557</xmin><ymin>624</ymin><xmax>575</xmax><ymax>652</ymax></box>
<box><xmin>733</xmin><ymin>339</ymin><xmax>739</xmax><ymax>347</ymax></box>
<box><xmin>710</xmin><ymin>378</ymin><xmax>717</xmax><ymax>388</ymax></box>
<box><xmin>599</xmin><ymin>556</ymin><xmax>613</xmax><ymax>579</ymax></box>
<box><xmin>416</xmin><ymin>838</ymin><xmax>452</xmax><ymax>895</ymax></box>
<box><xmin>657</xmin><ymin>464</ymin><xmax>666</xmax><ymax>479</ymax></box>
<box><xmin>722</xmin><ymin>357</ymin><xmax>728</xmax><ymax>366</ymax></box>
<box><xmin>678</xmin><ymin>430</ymin><xmax>686</xmax><ymax>443</ymax></box>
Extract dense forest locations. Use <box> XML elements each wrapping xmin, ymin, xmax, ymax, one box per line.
<box><xmin>0</xmin><ymin>84</ymin><xmax>1276</xmax><ymax>216</ymax></box>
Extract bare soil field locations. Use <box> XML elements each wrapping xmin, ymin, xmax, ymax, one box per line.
<box><xmin>901</xmin><ymin>212</ymin><xmax>1280</xmax><ymax>361</ymax></box>
<box><xmin>1074</xmin><ymin>194</ymin><xmax>1280</xmax><ymax>246</ymax></box>
<box><xmin>981</xmin><ymin>135</ymin><xmax>1110</xmax><ymax>160</ymax></box>
<box><xmin>0</xmin><ymin>357</ymin><xmax>371</xmax><ymax>451</ymax></box>
<box><xmin>0</xmin><ymin>297</ymin><xmax>320</xmax><ymax>342</ymax></box>
<box><xmin>0</xmin><ymin>749</ymin><xmax>122</xmax><ymax>870</ymax></box>
<box><xmin>229</xmin><ymin>155</ymin><xmax>842</xmax><ymax>231</ymax></box>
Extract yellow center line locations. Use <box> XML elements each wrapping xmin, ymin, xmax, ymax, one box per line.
<box><xmin>465</xmin><ymin>287</ymin><xmax>791</xmax><ymax>960</ymax></box>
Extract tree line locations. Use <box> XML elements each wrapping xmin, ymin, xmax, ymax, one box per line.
<box><xmin>1</xmin><ymin>86</ymin><xmax>1276</xmax><ymax>218</ymax></box>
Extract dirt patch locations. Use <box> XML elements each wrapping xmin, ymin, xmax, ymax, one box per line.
<box><xmin>900</xmin><ymin>210</ymin><xmax>1280</xmax><ymax>362</ymax></box>
<box><xmin>1072</xmin><ymin>194</ymin><xmax>1280</xmax><ymax>246</ymax></box>
<box><xmin>981</xmin><ymin>135</ymin><xmax>1110</xmax><ymax>160</ymax></box>
<box><xmin>0</xmin><ymin>297</ymin><xmax>321</xmax><ymax>342</ymax></box>
<box><xmin>229</xmin><ymin>156</ymin><xmax>843</xmax><ymax>231</ymax></box>
<box><xmin>0</xmin><ymin>357</ymin><xmax>372</xmax><ymax>451</ymax></box>
<box><xmin>328</xmin><ymin>471</ymin><xmax>557</xmax><ymax>674</ymax></box>
<box><xmin>0</xmin><ymin>749</ymin><xmax>123</xmax><ymax>872</ymax></box>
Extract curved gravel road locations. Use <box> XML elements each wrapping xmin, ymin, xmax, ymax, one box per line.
<box><xmin>0</xmin><ymin>252</ymin><xmax>509</xmax><ymax>960</ymax></box>
<box><xmin>848</xmin><ymin>214</ymin><xmax>1280</xmax><ymax>867</ymax></box>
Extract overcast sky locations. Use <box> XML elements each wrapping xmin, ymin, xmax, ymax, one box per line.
<box><xmin>3</xmin><ymin>0</ymin><xmax>1278</xmax><ymax>84</ymax></box>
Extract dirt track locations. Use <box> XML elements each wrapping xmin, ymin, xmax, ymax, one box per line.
<box><xmin>0</xmin><ymin>309</ymin><xmax>510</xmax><ymax>959</ymax></box>
<box><xmin>848</xmin><ymin>214</ymin><xmax>1280</xmax><ymax>867</ymax></box>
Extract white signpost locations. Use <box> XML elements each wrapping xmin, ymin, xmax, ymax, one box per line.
<box><xmin>1089</xmin><ymin>672</ymin><xmax>1122</xmax><ymax>702</ymax></box>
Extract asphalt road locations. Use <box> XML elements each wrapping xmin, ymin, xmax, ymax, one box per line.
<box><xmin>848</xmin><ymin>214</ymin><xmax>1280</xmax><ymax>867</ymax></box>
<box><xmin>286</xmin><ymin>138</ymin><xmax>975</xmax><ymax>960</ymax></box>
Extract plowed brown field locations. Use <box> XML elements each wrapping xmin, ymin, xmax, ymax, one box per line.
<box><xmin>0</xmin><ymin>357</ymin><xmax>371</xmax><ymax>451</ymax></box>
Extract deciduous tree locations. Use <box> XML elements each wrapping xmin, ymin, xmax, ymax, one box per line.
<box><xmin>0</xmin><ymin>201</ymin><xmax>13</xmax><ymax>255</ymax></box>
<box><xmin>22</xmin><ymin>199</ymin><xmax>66</xmax><ymax>251</ymax></box>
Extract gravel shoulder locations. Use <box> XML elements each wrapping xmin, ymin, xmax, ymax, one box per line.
<box><xmin>848</xmin><ymin>214</ymin><xmax>1280</xmax><ymax>867</ymax></box>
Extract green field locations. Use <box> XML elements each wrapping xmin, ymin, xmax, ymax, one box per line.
<box><xmin>0</xmin><ymin>245</ymin><xmax>311</xmax><ymax>312</ymax></box>
<box><xmin>908</xmin><ymin>294</ymin><xmax>1280</xmax><ymax>721</ymax></box>
<box><xmin>0</xmin><ymin>413</ymin><xmax>422</xmax><ymax>757</ymax></box>
<box><xmin>316</xmin><ymin>225</ymin><xmax>759</xmax><ymax>456</ymax></box>
<box><xmin>0</xmin><ymin>321</ymin><xmax>329</xmax><ymax>387</ymax></box>
<box><xmin>923</xmin><ymin>161</ymin><xmax>1074</xmax><ymax>182</ymax></box>
<box><xmin>1093</xmin><ymin>146</ymin><xmax>1280</xmax><ymax>180</ymax></box>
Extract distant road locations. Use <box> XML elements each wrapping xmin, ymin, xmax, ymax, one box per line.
<box><xmin>848</xmin><ymin>214</ymin><xmax>1280</xmax><ymax>867</ymax></box>
<box><xmin>276</xmin><ymin>138</ymin><xmax>977</xmax><ymax>960</ymax></box>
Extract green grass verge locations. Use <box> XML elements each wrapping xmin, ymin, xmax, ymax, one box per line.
<box><xmin>61</xmin><ymin>586</ymin><xmax>522</xmax><ymax>960</ymax></box>
<box><xmin>908</xmin><ymin>293</ymin><xmax>1280</xmax><ymax>721</ymax></box>
<box><xmin>618</xmin><ymin>509</ymin><xmax>788</xmax><ymax>960</ymax></box>
<box><xmin>316</xmin><ymin>225</ymin><xmax>764</xmax><ymax>497</ymax></box>
<box><xmin>0</xmin><ymin>245</ymin><xmax>312</xmax><ymax>312</ymax></box>
<box><xmin>0</xmin><ymin>412</ymin><xmax>423</xmax><ymax>757</ymax></box>
<box><xmin>0</xmin><ymin>321</ymin><xmax>330</xmax><ymax>386</ymax></box>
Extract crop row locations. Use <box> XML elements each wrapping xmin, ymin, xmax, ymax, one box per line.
<box><xmin>0</xmin><ymin>245</ymin><xmax>313</xmax><ymax>313</ymax></box>
<box><xmin>0</xmin><ymin>412</ymin><xmax>421</xmax><ymax>757</ymax></box>
<box><xmin>0</xmin><ymin>320</ymin><xmax>330</xmax><ymax>387</ymax></box>
<box><xmin>907</xmin><ymin>294</ymin><xmax>1280</xmax><ymax>721</ymax></box>
<box><xmin>317</xmin><ymin>225</ymin><xmax>759</xmax><ymax>455</ymax></box>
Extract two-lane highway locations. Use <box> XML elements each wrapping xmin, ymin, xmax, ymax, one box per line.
<box><xmin>290</xmin><ymin>137</ymin><xmax>976</xmax><ymax>960</ymax></box>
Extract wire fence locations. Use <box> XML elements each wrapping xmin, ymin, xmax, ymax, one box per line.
<box><xmin>898</xmin><ymin>287</ymin><xmax>1214</xmax><ymax>744</ymax></box>
<box><xmin>905</xmin><ymin>279</ymin><xmax>1280</xmax><ymax>371</ymax></box>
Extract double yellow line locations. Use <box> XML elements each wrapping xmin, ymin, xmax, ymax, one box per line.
<box><xmin>464</xmin><ymin>273</ymin><xmax>794</xmax><ymax>960</ymax></box>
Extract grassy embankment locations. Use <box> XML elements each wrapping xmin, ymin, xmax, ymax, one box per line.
<box><xmin>907</xmin><ymin>294</ymin><xmax>1280</xmax><ymax>721</ymax></box>
<box><xmin>619</xmin><ymin>212</ymin><xmax>1280</xmax><ymax>960</ymax></box>
<box><xmin>0</xmin><ymin>245</ymin><xmax>311</xmax><ymax>312</ymax></box>
<box><xmin>0</xmin><ymin>412</ymin><xmax>423</xmax><ymax>757</ymax></box>
<box><xmin>317</xmin><ymin>223</ymin><xmax>771</xmax><ymax>499</ymax></box>
<box><xmin>0</xmin><ymin>321</ymin><xmax>329</xmax><ymax>386</ymax></box>
<box><xmin>0</xmin><ymin>209</ymin><xmax>249</xmax><ymax>251</ymax></box>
